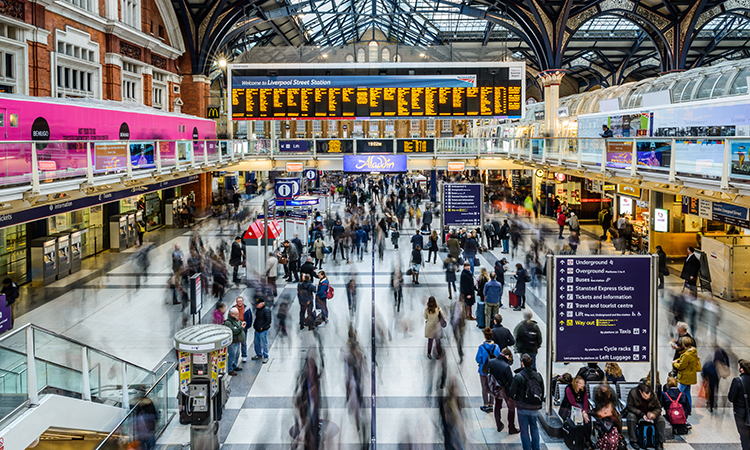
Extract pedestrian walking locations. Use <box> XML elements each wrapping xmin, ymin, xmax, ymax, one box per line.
<box><xmin>728</xmin><ymin>359</ymin><xmax>750</xmax><ymax>450</ymax></box>
<box><xmin>251</xmin><ymin>298</ymin><xmax>271</xmax><ymax>363</ymax></box>
<box><xmin>424</xmin><ymin>296</ymin><xmax>444</xmax><ymax>359</ymax></box>
<box><xmin>510</xmin><ymin>354</ymin><xmax>544</xmax><ymax>450</ymax></box>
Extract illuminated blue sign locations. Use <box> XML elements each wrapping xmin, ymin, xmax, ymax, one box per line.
<box><xmin>343</xmin><ymin>154</ymin><xmax>407</xmax><ymax>173</ymax></box>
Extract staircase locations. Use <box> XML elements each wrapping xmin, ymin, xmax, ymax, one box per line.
<box><xmin>0</xmin><ymin>324</ymin><xmax>176</xmax><ymax>449</ymax></box>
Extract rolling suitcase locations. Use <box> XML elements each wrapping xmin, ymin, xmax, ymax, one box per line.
<box><xmin>509</xmin><ymin>291</ymin><xmax>520</xmax><ymax>308</ymax></box>
<box><xmin>476</xmin><ymin>302</ymin><xmax>486</xmax><ymax>328</ymax></box>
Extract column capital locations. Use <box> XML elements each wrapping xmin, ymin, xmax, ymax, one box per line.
<box><xmin>538</xmin><ymin>69</ymin><xmax>567</xmax><ymax>87</ymax></box>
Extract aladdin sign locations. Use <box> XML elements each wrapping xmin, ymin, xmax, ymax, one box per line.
<box><xmin>343</xmin><ymin>154</ymin><xmax>407</xmax><ymax>173</ymax></box>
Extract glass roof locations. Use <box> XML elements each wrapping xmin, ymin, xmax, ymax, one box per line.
<box><xmin>698</xmin><ymin>13</ymin><xmax>750</xmax><ymax>35</ymax></box>
<box><xmin>576</xmin><ymin>15</ymin><xmax>640</xmax><ymax>32</ymax></box>
<box><xmin>286</xmin><ymin>0</ymin><xmax>504</xmax><ymax>45</ymax></box>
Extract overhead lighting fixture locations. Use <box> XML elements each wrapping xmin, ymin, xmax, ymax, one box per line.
<box><xmin>218</xmin><ymin>58</ymin><xmax>227</xmax><ymax>68</ymax></box>
<box><xmin>322</xmin><ymin>54</ymin><xmax>328</xmax><ymax>58</ymax></box>
<box><xmin>419</xmin><ymin>53</ymin><xmax>425</xmax><ymax>57</ymax></box>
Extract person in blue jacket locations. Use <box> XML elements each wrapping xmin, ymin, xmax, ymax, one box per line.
<box><xmin>355</xmin><ymin>226</ymin><xmax>367</xmax><ymax>262</ymax></box>
<box><xmin>316</xmin><ymin>270</ymin><xmax>331</xmax><ymax>325</ymax></box>
<box><xmin>476</xmin><ymin>327</ymin><xmax>501</xmax><ymax>413</ymax></box>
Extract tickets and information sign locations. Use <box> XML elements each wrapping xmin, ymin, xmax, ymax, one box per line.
<box><xmin>554</xmin><ymin>256</ymin><xmax>652</xmax><ymax>363</ymax></box>
<box><xmin>443</xmin><ymin>183</ymin><xmax>482</xmax><ymax>227</ymax></box>
<box><xmin>231</xmin><ymin>72</ymin><xmax>523</xmax><ymax>119</ymax></box>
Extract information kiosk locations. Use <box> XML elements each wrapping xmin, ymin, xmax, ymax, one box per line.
<box><xmin>174</xmin><ymin>324</ymin><xmax>232</xmax><ymax>450</ymax></box>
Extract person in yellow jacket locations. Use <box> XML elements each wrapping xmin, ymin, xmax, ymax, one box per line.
<box><xmin>672</xmin><ymin>336</ymin><xmax>701</xmax><ymax>414</ymax></box>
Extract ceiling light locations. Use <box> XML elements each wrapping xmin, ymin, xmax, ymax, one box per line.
<box><xmin>419</xmin><ymin>53</ymin><xmax>425</xmax><ymax>57</ymax></box>
<box><xmin>322</xmin><ymin>54</ymin><xmax>328</xmax><ymax>58</ymax></box>
<box><xmin>218</xmin><ymin>58</ymin><xmax>227</xmax><ymax>68</ymax></box>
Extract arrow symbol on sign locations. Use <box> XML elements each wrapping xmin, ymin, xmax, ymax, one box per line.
<box><xmin>559</xmin><ymin>278</ymin><xmax>565</xmax><ymax>283</ymax></box>
<box><xmin>560</xmin><ymin>268</ymin><xmax>565</xmax><ymax>273</ymax></box>
<box><xmin>559</xmin><ymin>304</ymin><xmax>565</xmax><ymax>309</ymax></box>
<box><xmin>560</xmin><ymin>295</ymin><xmax>564</xmax><ymax>299</ymax></box>
<box><xmin>560</xmin><ymin>286</ymin><xmax>565</xmax><ymax>291</ymax></box>
<box><xmin>559</xmin><ymin>320</ymin><xmax>564</xmax><ymax>325</ymax></box>
<box><xmin>560</xmin><ymin>312</ymin><xmax>565</xmax><ymax>316</ymax></box>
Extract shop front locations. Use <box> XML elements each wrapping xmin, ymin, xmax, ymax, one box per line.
<box><xmin>615</xmin><ymin>184</ymin><xmax>650</xmax><ymax>251</ymax></box>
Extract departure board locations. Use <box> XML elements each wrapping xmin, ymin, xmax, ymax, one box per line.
<box><xmin>231</xmin><ymin>73</ymin><xmax>523</xmax><ymax>119</ymax></box>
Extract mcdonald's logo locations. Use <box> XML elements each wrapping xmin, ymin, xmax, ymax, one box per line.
<box><xmin>206</xmin><ymin>106</ymin><xmax>220</xmax><ymax>119</ymax></box>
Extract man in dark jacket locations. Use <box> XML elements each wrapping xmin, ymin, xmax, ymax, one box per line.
<box><xmin>492</xmin><ymin>219</ymin><xmax>502</xmax><ymax>248</ymax></box>
<box><xmin>298</xmin><ymin>274</ymin><xmax>316</xmax><ymax>331</ymax></box>
<box><xmin>728</xmin><ymin>359</ymin><xmax>750</xmax><ymax>450</ymax></box>
<box><xmin>625</xmin><ymin>383</ymin><xmax>666</xmax><ymax>450</ymax></box>
<box><xmin>252</xmin><ymin>298</ymin><xmax>272</xmax><ymax>363</ymax></box>
<box><xmin>332</xmin><ymin>220</ymin><xmax>346</xmax><ymax>260</ymax></box>
<box><xmin>224</xmin><ymin>307</ymin><xmax>246</xmax><ymax>375</ymax></box>
<box><xmin>491</xmin><ymin>314</ymin><xmax>516</xmax><ymax>351</ymax></box>
<box><xmin>2</xmin><ymin>277</ymin><xmax>18</xmax><ymax>328</ymax></box>
<box><xmin>509</xmin><ymin>354</ymin><xmax>544</xmax><ymax>450</ymax></box>
<box><xmin>499</xmin><ymin>220</ymin><xmax>510</xmax><ymax>254</ymax></box>
<box><xmin>514</xmin><ymin>311</ymin><xmax>543</xmax><ymax>369</ymax></box>
<box><xmin>601</xmin><ymin>208</ymin><xmax>613</xmax><ymax>240</ymax></box>
<box><xmin>229</xmin><ymin>236</ymin><xmax>245</xmax><ymax>284</ymax></box>
<box><xmin>484</xmin><ymin>219</ymin><xmax>496</xmax><ymax>249</ymax></box>
<box><xmin>576</xmin><ymin>363</ymin><xmax>605</xmax><ymax>382</ymax></box>
<box><xmin>656</xmin><ymin>245</ymin><xmax>668</xmax><ymax>289</ymax></box>
<box><xmin>423</xmin><ymin>208</ymin><xmax>433</xmax><ymax>232</ymax></box>
<box><xmin>459</xmin><ymin>262</ymin><xmax>476</xmax><ymax>320</ymax></box>
<box><xmin>300</xmin><ymin>256</ymin><xmax>317</xmax><ymax>280</ymax></box>
<box><xmin>411</xmin><ymin>230</ymin><xmax>424</xmax><ymax>250</ymax></box>
<box><xmin>292</xmin><ymin>234</ymin><xmax>304</xmax><ymax>256</ymax></box>
<box><xmin>488</xmin><ymin>348</ymin><xmax>519</xmax><ymax>434</ymax></box>
<box><xmin>680</xmin><ymin>247</ymin><xmax>701</xmax><ymax>298</ymax></box>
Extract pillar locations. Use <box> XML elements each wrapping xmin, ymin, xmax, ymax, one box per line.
<box><xmin>430</xmin><ymin>170</ymin><xmax>437</xmax><ymax>203</ymax></box>
<box><xmin>538</xmin><ymin>70</ymin><xmax>567</xmax><ymax>138</ymax></box>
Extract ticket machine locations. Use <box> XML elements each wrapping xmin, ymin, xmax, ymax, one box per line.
<box><xmin>164</xmin><ymin>197</ymin><xmax>176</xmax><ymax>226</ymax></box>
<box><xmin>54</xmin><ymin>233</ymin><xmax>71</xmax><ymax>279</ymax></box>
<box><xmin>109</xmin><ymin>215</ymin><xmax>129</xmax><ymax>251</ymax></box>
<box><xmin>174</xmin><ymin>324</ymin><xmax>232</xmax><ymax>450</ymax></box>
<box><xmin>70</xmin><ymin>231</ymin><xmax>82</xmax><ymax>273</ymax></box>
<box><xmin>31</xmin><ymin>237</ymin><xmax>57</xmax><ymax>286</ymax></box>
<box><xmin>127</xmin><ymin>213</ymin><xmax>137</xmax><ymax>247</ymax></box>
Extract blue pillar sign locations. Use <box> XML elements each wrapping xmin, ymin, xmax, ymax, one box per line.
<box><xmin>304</xmin><ymin>169</ymin><xmax>317</xmax><ymax>181</ymax></box>
<box><xmin>554</xmin><ymin>255</ymin><xmax>653</xmax><ymax>363</ymax></box>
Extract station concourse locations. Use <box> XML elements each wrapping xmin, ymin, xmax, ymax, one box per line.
<box><xmin>4</xmin><ymin>0</ymin><xmax>750</xmax><ymax>447</ymax></box>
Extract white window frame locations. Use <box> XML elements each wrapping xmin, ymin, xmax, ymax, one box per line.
<box><xmin>61</xmin><ymin>0</ymin><xmax>97</xmax><ymax>15</ymax></box>
<box><xmin>312</xmin><ymin>120</ymin><xmax>322</xmax><ymax>133</ymax></box>
<box><xmin>121</xmin><ymin>60</ymin><xmax>142</xmax><ymax>103</ymax></box>
<box><xmin>0</xmin><ymin>23</ymin><xmax>26</xmax><ymax>95</ymax></box>
<box><xmin>121</xmin><ymin>0</ymin><xmax>141</xmax><ymax>29</ymax></box>
<box><xmin>54</xmin><ymin>26</ymin><xmax>100</xmax><ymax>99</ymax></box>
<box><xmin>152</xmin><ymin>69</ymin><xmax>167</xmax><ymax>110</ymax></box>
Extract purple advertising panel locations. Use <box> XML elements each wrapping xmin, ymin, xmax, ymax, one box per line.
<box><xmin>343</xmin><ymin>154</ymin><xmax>407</xmax><ymax>173</ymax></box>
<box><xmin>443</xmin><ymin>183</ymin><xmax>482</xmax><ymax>227</ymax></box>
<box><xmin>0</xmin><ymin>294</ymin><xmax>9</xmax><ymax>334</ymax></box>
<box><xmin>554</xmin><ymin>255</ymin><xmax>652</xmax><ymax>363</ymax></box>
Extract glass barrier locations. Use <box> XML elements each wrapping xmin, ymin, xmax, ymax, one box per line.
<box><xmin>0</xmin><ymin>330</ymin><xmax>28</xmax><ymax>417</ymax></box>
<box><xmin>604</xmin><ymin>139</ymin><xmax>632</xmax><ymax>171</ymax></box>
<box><xmin>89</xmin><ymin>349</ymin><xmax>124</xmax><ymax>405</ymax></box>
<box><xmin>0</xmin><ymin>142</ymin><xmax>34</xmax><ymax>186</ymax></box>
<box><xmin>674</xmin><ymin>139</ymin><xmax>724</xmax><ymax>180</ymax></box>
<box><xmin>580</xmin><ymin>138</ymin><xmax>604</xmax><ymax>166</ymax></box>
<box><xmin>635</xmin><ymin>139</ymin><xmax>671</xmax><ymax>173</ymax></box>
<box><xmin>94</xmin><ymin>365</ymin><xmax>177</xmax><ymax>450</ymax></box>
<box><xmin>33</xmin><ymin>328</ymin><xmax>83</xmax><ymax>395</ymax></box>
<box><xmin>436</xmin><ymin>138</ymin><xmax>476</xmax><ymax>154</ymax></box>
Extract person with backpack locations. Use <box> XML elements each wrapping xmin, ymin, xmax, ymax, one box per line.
<box><xmin>559</xmin><ymin>375</ymin><xmax>592</xmax><ymax>450</ymax></box>
<box><xmin>661</xmin><ymin>377</ymin><xmax>690</xmax><ymax>435</ymax></box>
<box><xmin>514</xmin><ymin>311</ymin><xmax>542</xmax><ymax>369</ymax></box>
<box><xmin>298</xmin><ymin>274</ymin><xmax>316</xmax><ymax>331</ymax></box>
<box><xmin>509</xmin><ymin>353</ymin><xmax>545</xmax><ymax>450</ymax></box>
<box><xmin>672</xmin><ymin>336</ymin><xmax>701</xmax><ymax>410</ymax></box>
<box><xmin>488</xmin><ymin>348</ymin><xmax>519</xmax><ymax>434</ymax></box>
<box><xmin>513</xmin><ymin>263</ymin><xmax>530</xmax><ymax>311</ymax></box>
<box><xmin>316</xmin><ymin>271</ymin><xmax>331</xmax><ymax>326</ymax></box>
<box><xmin>576</xmin><ymin>363</ymin><xmax>605</xmax><ymax>382</ymax></box>
<box><xmin>251</xmin><ymin>298</ymin><xmax>271</xmax><ymax>363</ymax></box>
<box><xmin>476</xmin><ymin>328</ymin><xmax>502</xmax><ymax>413</ymax></box>
<box><xmin>728</xmin><ymin>359</ymin><xmax>750</xmax><ymax>450</ymax></box>
<box><xmin>625</xmin><ymin>383</ymin><xmax>666</xmax><ymax>450</ymax></box>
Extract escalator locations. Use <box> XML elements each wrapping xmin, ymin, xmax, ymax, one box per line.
<box><xmin>0</xmin><ymin>324</ymin><xmax>177</xmax><ymax>449</ymax></box>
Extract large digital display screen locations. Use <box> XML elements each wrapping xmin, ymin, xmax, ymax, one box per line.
<box><xmin>231</xmin><ymin>74</ymin><xmax>523</xmax><ymax>119</ymax></box>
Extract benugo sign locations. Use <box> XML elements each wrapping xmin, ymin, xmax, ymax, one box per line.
<box><xmin>447</xmin><ymin>162</ymin><xmax>465</xmax><ymax>172</ymax></box>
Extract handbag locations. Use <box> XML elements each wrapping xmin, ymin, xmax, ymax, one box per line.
<box><xmin>438</xmin><ymin>311</ymin><xmax>447</xmax><ymax>328</ymax></box>
<box><xmin>698</xmin><ymin>380</ymin><xmax>708</xmax><ymax>400</ymax></box>
<box><xmin>279</xmin><ymin>256</ymin><xmax>288</xmax><ymax>265</ymax></box>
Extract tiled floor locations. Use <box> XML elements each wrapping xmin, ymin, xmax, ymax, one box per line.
<box><xmin>13</xmin><ymin>195</ymin><xmax>748</xmax><ymax>449</ymax></box>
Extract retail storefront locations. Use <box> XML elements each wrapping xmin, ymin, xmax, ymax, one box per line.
<box><xmin>615</xmin><ymin>184</ymin><xmax>650</xmax><ymax>251</ymax></box>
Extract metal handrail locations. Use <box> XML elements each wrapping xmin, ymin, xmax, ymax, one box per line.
<box><xmin>92</xmin><ymin>362</ymin><xmax>177</xmax><ymax>450</ymax></box>
<box><xmin>0</xmin><ymin>323</ymin><xmax>153</xmax><ymax>374</ymax></box>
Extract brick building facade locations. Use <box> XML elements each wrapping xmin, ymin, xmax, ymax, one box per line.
<box><xmin>0</xmin><ymin>0</ymin><xmax>186</xmax><ymax>113</ymax></box>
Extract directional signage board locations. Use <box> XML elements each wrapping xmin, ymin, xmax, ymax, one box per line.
<box><xmin>274</xmin><ymin>177</ymin><xmax>300</xmax><ymax>200</ymax></box>
<box><xmin>443</xmin><ymin>183</ymin><xmax>483</xmax><ymax>227</ymax></box>
<box><xmin>553</xmin><ymin>255</ymin><xmax>653</xmax><ymax>363</ymax></box>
